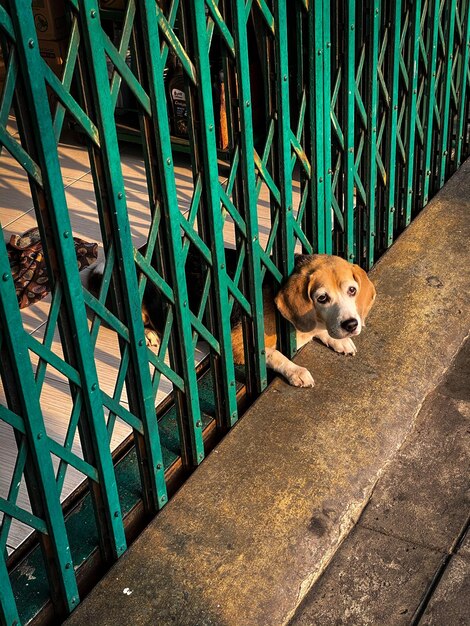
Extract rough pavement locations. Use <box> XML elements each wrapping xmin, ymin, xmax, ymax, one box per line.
<box><xmin>66</xmin><ymin>162</ymin><xmax>470</xmax><ymax>626</ymax></box>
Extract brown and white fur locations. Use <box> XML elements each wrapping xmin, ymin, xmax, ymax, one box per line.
<box><xmin>88</xmin><ymin>252</ymin><xmax>375</xmax><ymax>388</ymax></box>
<box><xmin>232</xmin><ymin>254</ymin><xmax>376</xmax><ymax>387</ymax></box>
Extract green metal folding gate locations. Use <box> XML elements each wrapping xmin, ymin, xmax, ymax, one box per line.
<box><xmin>1</xmin><ymin>0</ymin><xmax>469</xmax><ymax>623</ymax></box>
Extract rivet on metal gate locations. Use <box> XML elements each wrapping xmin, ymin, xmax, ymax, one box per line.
<box><xmin>426</xmin><ymin>170</ymin><xmax>431</xmax><ymax>175</ymax></box>
<box><xmin>230</xmin><ymin>381</ymin><xmax>235</xmax><ymax>387</ymax></box>
<box><xmin>394</xmin><ymin>105</ymin><xmax>398</xmax><ymax>110</ymax></box>
<box><xmin>65</xmin><ymin>562</ymin><xmax>71</xmax><ymax>569</ymax></box>
<box><xmin>349</xmin><ymin>147</ymin><xmax>354</xmax><ymax>153</ymax></box>
<box><xmin>63</xmin><ymin>231</ymin><xmax>69</xmax><ymax>238</ymax></box>
<box><xmin>138</xmin><ymin>339</ymin><xmax>144</xmax><ymax>346</ymax></box>
<box><xmin>328</xmin><ymin>168</ymin><xmax>333</xmax><ymax>174</ymax></box>
<box><xmin>391</xmin><ymin>206</ymin><xmax>396</xmax><ymax>213</ymax></box>
<box><xmin>349</xmin><ymin>254</ymin><xmax>354</xmax><ymax>259</ymax></box>
<box><xmin>413</xmin><ymin>89</ymin><xmax>417</xmax><ymax>94</ymax></box>
<box><xmin>91</xmin><ymin>383</ymin><xmax>97</xmax><ymax>391</ymax></box>
<box><xmin>319</xmin><ymin>177</ymin><xmax>323</xmax><ymax>183</ymax></box>
<box><xmin>196</xmin><ymin>420</ymin><xmax>202</xmax><ymax>427</ymax></box>
<box><xmin>183</xmin><ymin>300</ymin><xmax>187</xmax><ymax>307</ymax></box>
<box><xmin>209</xmin><ymin>124</ymin><xmax>213</xmax><ymax>131</ymax></box>
<box><xmin>371</xmin><ymin>232</ymin><xmax>376</xmax><ymax>237</ymax></box>
<box><xmin>28</xmin><ymin>39</ymin><xmax>35</xmax><ymax>48</ymax></box>
<box><xmin>161</xmin><ymin>495</ymin><xmax>167</xmax><ymax>503</ymax></box>
<box><xmin>220</xmin><ymin>263</ymin><xmax>225</xmax><ymax>269</ymax></box>
<box><xmin>245</xmin><ymin>100</ymin><xmax>250</xmax><ymax>107</ymax></box>
<box><xmin>318</xmin><ymin>49</ymin><xmax>322</xmax><ymax>55</ymax></box>
<box><xmin>351</xmin><ymin>24</ymin><xmax>355</xmax><ymax>30</ymax></box>
<box><xmin>443</xmin><ymin>150</ymin><xmax>448</xmax><ymax>156</ymax></box>
<box><xmin>90</xmin><ymin>9</ymin><xmax>96</xmax><ymax>17</ymax></box>
<box><xmin>2</xmin><ymin>272</ymin><xmax>9</xmax><ymax>281</ymax></box>
<box><xmin>287</xmin><ymin>206</ymin><xmax>292</xmax><ymax>211</ymax></box>
<box><xmin>156</xmin><ymin>463</ymin><xmax>162</xmax><ymax>470</ymax></box>
<box><xmin>37</xmin><ymin>433</ymin><xmax>43</xmax><ymax>440</ymax></box>
<box><xmin>231</xmin><ymin>412</ymin><xmax>237</xmax><ymax>420</ymax></box>
<box><xmin>261</xmin><ymin>349</ymin><xmax>265</xmax><ymax>355</ymax></box>
<box><xmin>114</xmin><ymin>511</ymin><xmax>119</xmax><ymax>518</ymax></box>
<box><xmin>166</xmin><ymin>157</ymin><xmax>171</xmax><ymax>165</ymax></box>
<box><xmin>372</xmin><ymin>127</ymin><xmax>376</xmax><ymax>133</ymax></box>
<box><xmin>409</xmin><ymin>189</ymin><xmax>413</xmax><ymax>194</ymax></box>
<box><xmin>71</xmin><ymin>599</ymin><xmax>76</xmax><ymax>605</ymax></box>
<box><xmin>326</xmin><ymin>42</ymin><xmax>331</xmax><ymax>48</ymax></box>
<box><xmin>283</xmin><ymin>75</ymin><xmax>288</xmax><ymax>81</ymax></box>
<box><xmin>198</xmin><ymin>453</ymin><xmax>204</xmax><ymax>461</ymax></box>
<box><xmin>375</xmin><ymin>7</ymin><xmax>379</xmax><ymax>14</ymax></box>
<box><xmin>117</xmin><ymin>192</ymin><xmax>123</xmax><ymax>199</ymax></box>
<box><xmin>253</xmin><ymin>235</ymin><xmax>258</xmax><ymax>242</ymax></box>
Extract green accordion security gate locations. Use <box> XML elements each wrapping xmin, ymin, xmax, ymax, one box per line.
<box><xmin>1</xmin><ymin>0</ymin><xmax>469</xmax><ymax>623</ymax></box>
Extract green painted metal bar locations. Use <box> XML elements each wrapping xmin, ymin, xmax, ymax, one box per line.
<box><xmin>309</xmin><ymin>0</ymin><xmax>326</xmax><ymax>253</ymax></box>
<box><xmin>344</xmin><ymin>0</ymin><xmax>356</xmax><ymax>261</ymax></box>
<box><xmin>366</xmin><ymin>0</ymin><xmax>380</xmax><ymax>269</ymax></box>
<box><xmin>0</xmin><ymin>125</ymin><xmax>43</xmax><ymax>185</ymax></box>
<box><xmin>47</xmin><ymin>439</ymin><xmax>100</xmax><ymax>482</ymax></box>
<box><xmin>0</xmin><ymin>555</ymin><xmax>19</xmax><ymax>626</ymax></box>
<box><xmin>103</xmin><ymin>34</ymin><xmax>152</xmax><ymax>115</ymax></box>
<box><xmin>108</xmin><ymin>0</ymin><xmax>135</xmax><ymax>112</ymax></box>
<box><xmin>386</xmin><ymin>0</ymin><xmax>402</xmax><ymax>248</ymax></box>
<box><xmin>76</xmin><ymin>0</ymin><xmax>168</xmax><ymax>504</ymax></box>
<box><xmin>422</xmin><ymin>0</ymin><xmax>440</xmax><ymax>205</ymax></box>
<box><xmin>0</xmin><ymin>235</ymin><xmax>78</xmax><ymax>616</ymax></box>
<box><xmin>206</xmin><ymin>0</ymin><xmax>235</xmax><ymax>57</ymax></box>
<box><xmin>155</xmin><ymin>3</ymin><xmax>197</xmax><ymax>85</ymax></box>
<box><xmin>404</xmin><ymin>0</ymin><xmax>422</xmax><ymax>226</ymax></box>
<box><xmin>456</xmin><ymin>0</ymin><xmax>470</xmax><ymax>167</ymax></box>
<box><xmin>274</xmin><ymin>0</ymin><xmax>296</xmax><ymax>358</ymax></box>
<box><xmin>51</xmin><ymin>18</ymin><xmax>81</xmax><ymax>142</ymax></box>
<box><xmin>9</xmin><ymin>0</ymin><xmax>127</xmax><ymax>567</ymax></box>
<box><xmin>0</xmin><ymin>441</ymin><xmax>27</xmax><ymax>552</ymax></box>
<box><xmin>322</xmin><ymin>0</ymin><xmax>333</xmax><ymax>254</ymax></box>
<box><xmin>189</xmin><ymin>0</ymin><xmax>239</xmax><ymax>427</ymax></box>
<box><xmin>0</xmin><ymin>499</ymin><xmax>48</xmax><ymax>534</ymax></box>
<box><xmin>0</xmin><ymin>47</ymin><xmax>17</xmax><ymax>136</ymax></box>
<box><xmin>305</xmin><ymin>3</ymin><xmax>316</xmax><ymax>250</ymax></box>
<box><xmin>438</xmin><ymin>0</ymin><xmax>457</xmax><ymax>186</ymax></box>
<box><xmin>230</xmin><ymin>0</ymin><xmax>268</xmax><ymax>394</ymax></box>
<box><xmin>254</xmin><ymin>0</ymin><xmax>275</xmax><ymax>34</ymax></box>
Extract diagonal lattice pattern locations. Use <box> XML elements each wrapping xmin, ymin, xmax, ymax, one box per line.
<box><xmin>1</xmin><ymin>1</ymin><xmax>469</xmax><ymax>624</ymax></box>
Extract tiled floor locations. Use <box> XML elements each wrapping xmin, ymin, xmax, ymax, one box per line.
<box><xmin>0</xmin><ymin>120</ymin><xmax>301</xmax><ymax>552</ymax></box>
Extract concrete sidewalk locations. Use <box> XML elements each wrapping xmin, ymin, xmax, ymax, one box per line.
<box><xmin>290</xmin><ymin>336</ymin><xmax>470</xmax><ymax>625</ymax></box>
<box><xmin>66</xmin><ymin>161</ymin><xmax>470</xmax><ymax>626</ymax></box>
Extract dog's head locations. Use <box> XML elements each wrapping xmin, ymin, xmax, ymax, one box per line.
<box><xmin>274</xmin><ymin>254</ymin><xmax>376</xmax><ymax>339</ymax></box>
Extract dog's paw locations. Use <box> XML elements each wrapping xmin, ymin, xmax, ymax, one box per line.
<box><xmin>144</xmin><ymin>328</ymin><xmax>161</xmax><ymax>349</ymax></box>
<box><xmin>287</xmin><ymin>366</ymin><xmax>315</xmax><ymax>388</ymax></box>
<box><xmin>328</xmin><ymin>337</ymin><xmax>357</xmax><ymax>355</ymax></box>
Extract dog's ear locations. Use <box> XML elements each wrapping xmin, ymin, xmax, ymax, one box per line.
<box><xmin>274</xmin><ymin>271</ymin><xmax>317</xmax><ymax>332</ymax></box>
<box><xmin>352</xmin><ymin>264</ymin><xmax>376</xmax><ymax>324</ymax></box>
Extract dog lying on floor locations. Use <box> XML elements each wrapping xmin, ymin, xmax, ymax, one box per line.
<box><xmin>88</xmin><ymin>251</ymin><xmax>375</xmax><ymax>388</ymax></box>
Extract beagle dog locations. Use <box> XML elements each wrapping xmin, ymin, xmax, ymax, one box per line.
<box><xmin>246</xmin><ymin>253</ymin><xmax>375</xmax><ymax>387</ymax></box>
<box><xmin>88</xmin><ymin>252</ymin><xmax>375</xmax><ymax>388</ymax></box>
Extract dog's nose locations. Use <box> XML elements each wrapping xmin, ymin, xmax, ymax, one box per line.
<box><xmin>341</xmin><ymin>318</ymin><xmax>358</xmax><ymax>333</ymax></box>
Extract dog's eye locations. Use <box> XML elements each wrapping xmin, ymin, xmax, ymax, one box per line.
<box><xmin>348</xmin><ymin>286</ymin><xmax>357</xmax><ymax>296</ymax></box>
<box><xmin>317</xmin><ymin>294</ymin><xmax>329</xmax><ymax>304</ymax></box>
